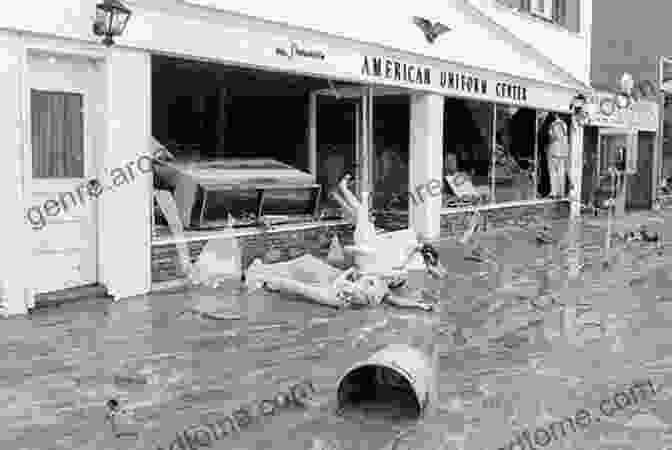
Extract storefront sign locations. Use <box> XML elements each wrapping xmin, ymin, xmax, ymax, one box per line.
<box><xmin>586</xmin><ymin>92</ymin><xmax>658</xmax><ymax>131</ymax></box>
<box><xmin>276</xmin><ymin>42</ymin><xmax>325</xmax><ymax>60</ymax></box>
<box><xmin>361</xmin><ymin>56</ymin><xmax>528</xmax><ymax>104</ymax></box>
<box><xmin>361</xmin><ymin>56</ymin><xmax>432</xmax><ymax>86</ymax></box>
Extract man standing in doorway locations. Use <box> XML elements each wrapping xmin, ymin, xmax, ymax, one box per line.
<box><xmin>546</xmin><ymin>114</ymin><xmax>569</xmax><ymax>199</ymax></box>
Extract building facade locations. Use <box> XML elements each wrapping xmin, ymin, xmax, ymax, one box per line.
<box><xmin>0</xmin><ymin>0</ymin><xmax>592</xmax><ymax>315</ymax></box>
<box><xmin>590</xmin><ymin>0</ymin><xmax>670</xmax><ymax>208</ymax></box>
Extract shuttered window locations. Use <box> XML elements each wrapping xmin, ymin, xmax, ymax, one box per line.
<box><xmin>498</xmin><ymin>0</ymin><xmax>580</xmax><ymax>33</ymax></box>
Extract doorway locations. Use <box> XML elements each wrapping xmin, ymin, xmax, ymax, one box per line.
<box><xmin>581</xmin><ymin>126</ymin><xmax>599</xmax><ymax>207</ymax></box>
<box><xmin>598</xmin><ymin>130</ymin><xmax>628</xmax><ymax>214</ymax></box>
<box><xmin>627</xmin><ymin>131</ymin><xmax>654</xmax><ymax>210</ymax></box>
<box><xmin>315</xmin><ymin>93</ymin><xmax>363</xmax><ymax>209</ymax></box>
<box><xmin>26</xmin><ymin>51</ymin><xmax>103</xmax><ymax>294</ymax></box>
<box><xmin>312</xmin><ymin>86</ymin><xmax>411</xmax><ymax>215</ymax></box>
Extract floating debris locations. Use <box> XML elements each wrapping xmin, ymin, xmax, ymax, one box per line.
<box><xmin>453</xmin><ymin>328</ymin><xmax>468</xmax><ymax>346</ymax></box>
<box><xmin>248</xmin><ymin>323</ymin><xmax>297</xmax><ymax>333</ymax></box>
<box><xmin>105</xmin><ymin>398</ymin><xmax>140</xmax><ymax>439</ymax></box>
<box><xmin>177</xmin><ymin>308</ymin><xmax>242</xmax><ymax>321</ymax></box>
<box><xmin>310</xmin><ymin>437</ymin><xmax>342</xmax><ymax>450</ymax></box>
<box><xmin>309</xmin><ymin>317</ymin><xmax>334</xmax><ymax>327</ymax></box>
<box><xmin>629</xmin><ymin>276</ymin><xmax>648</xmax><ymax>287</ymax></box>
<box><xmin>113</xmin><ymin>373</ymin><xmax>149</xmax><ymax>386</ymax></box>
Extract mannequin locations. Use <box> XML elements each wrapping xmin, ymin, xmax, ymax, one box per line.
<box><xmin>545</xmin><ymin>113</ymin><xmax>569</xmax><ymax>199</ymax></box>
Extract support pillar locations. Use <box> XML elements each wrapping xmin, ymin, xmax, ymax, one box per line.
<box><xmin>409</xmin><ymin>94</ymin><xmax>444</xmax><ymax>240</ymax></box>
<box><xmin>569</xmin><ymin>118</ymin><xmax>584</xmax><ymax>219</ymax></box>
<box><xmin>0</xmin><ymin>33</ymin><xmax>29</xmax><ymax>315</ymax></box>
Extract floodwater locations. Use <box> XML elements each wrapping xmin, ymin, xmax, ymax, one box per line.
<box><xmin>2</xmin><ymin>212</ymin><xmax>672</xmax><ymax>450</ymax></box>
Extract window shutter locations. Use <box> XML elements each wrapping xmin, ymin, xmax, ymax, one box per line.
<box><xmin>530</xmin><ymin>0</ymin><xmax>552</xmax><ymax>18</ymax></box>
<box><xmin>553</xmin><ymin>0</ymin><xmax>567</xmax><ymax>25</ymax></box>
<box><xmin>497</xmin><ymin>0</ymin><xmax>525</xmax><ymax>9</ymax></box>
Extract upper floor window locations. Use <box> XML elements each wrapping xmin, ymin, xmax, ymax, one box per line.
<box><xmin>498</xmin><ymin>0</ymin><xmax>581</xmax><ymax>33</ymax></box>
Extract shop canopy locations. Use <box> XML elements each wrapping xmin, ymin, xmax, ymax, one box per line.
<box><xmin>184</xmin><ymin>0</ymin><xmax>590</xmax><ymax>93</ymax></box>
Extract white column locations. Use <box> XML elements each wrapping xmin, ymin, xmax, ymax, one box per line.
<box><xmin>569</xmin><ymin>117</ymin><xmax>584</xmax><ymax>219</ymax></box>
<box><xmin>100</xmin><ymin>49</ymin><xmax>152</xmax><ymax>300</ymax></box>
<box><xmin>0</xmin><ymin>32</ymin><xmax>29</xmax><ymax>315</ymax></box>
<box><xmin>409</xmin><ymin>94</ymin><xmax>444</xmax><ymax>240</ymax></box>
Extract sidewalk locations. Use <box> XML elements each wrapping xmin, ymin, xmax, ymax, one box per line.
<box><xmin>581</xmin><ymin>208</ymin><xmax>669</xmax><ymax>233</ymax></box>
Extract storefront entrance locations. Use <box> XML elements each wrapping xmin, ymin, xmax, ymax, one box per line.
<box><xmin>582</xmin><ymin>128</ymin><xmax>652</xmax><ymax>213</ymax></box>
<box><xmin>26</xmin><ymin>51</ymin><xmax>103</xmax><ymax>294</ymax></box>
<box><xmin>627</xmin><ymin>131</ymin><xmax>654</xmax><ymax>210</ymax></box>
<box><xmin>312</xmin><ymin>86</ymin><xmax>411</xmax><ymax>213</ymax></box>
<box><xmin>314</xmin><ymin>91</ymin><xmax>364</xmax><ymax>210</ymax></box>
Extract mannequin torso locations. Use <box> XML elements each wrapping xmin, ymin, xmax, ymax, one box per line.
<box><xmin>546</xmin><ymin>119</ymin><xmax>569</xmax><ymax>158</ymax></box>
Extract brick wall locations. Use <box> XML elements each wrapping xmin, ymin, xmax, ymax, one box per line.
<box><xmin>374</xmin><ymin>201</ymin><xmax>570</xmax><ymax>238</ymax></box>
<box><xmin>151</xmin><ymin>224</ymin><xmax>354</xmax><ymax>284</ymax></box>
<box><xmin>152</xmin><ymin>203</ymin><xmax>569</xmax><ymax>284</ymax></box>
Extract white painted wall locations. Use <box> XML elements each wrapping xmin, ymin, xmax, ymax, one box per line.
<box><xmin>0</xmin><ymin>27</ymin><xmax>152</xmax><ymax>313</ymax></box>
<box><xmin>178</xmin><ymin>0</ymin><xmax>586</xmax><ymax>88</ymax></box>
<box><xmin>0</xmin><ymin>0</ymin><xmax>589</xmax><ymax>89</ymax></box>
<box><xmin>0</xmin><ymin>31</ymin><xmax>32</xmax><ymax>315</ymax></box>
<box><xmin>471</xmin><ymin>0</ymin><xmax>592</xmax><ymax>84</ymax></box>
<box><xmin>99</xmin><ymin>48</ymin><xmax>152</xmax><ymax>300</ymax></box>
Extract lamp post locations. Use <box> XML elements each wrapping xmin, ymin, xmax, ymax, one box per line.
<box><xmin>93</xmin><ymin>0</ymin><xmax>132</xmax><ymax>47</ymax></box>
<box><xmin>615</xmin><ymin>72</ymin><xmax>635</xmax><ymax>110</ymax></box>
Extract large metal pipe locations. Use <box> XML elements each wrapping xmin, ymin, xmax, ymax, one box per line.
<box><xmin>336</xmin><ymin>316</ymin><xmax>440</xmax><ymax>420</ymax></box>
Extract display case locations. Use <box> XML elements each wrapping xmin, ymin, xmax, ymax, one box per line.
<box><xmin>154</xmin><ymin>158</ymin><xmax>321</xmax><ymax>229</ymax></box>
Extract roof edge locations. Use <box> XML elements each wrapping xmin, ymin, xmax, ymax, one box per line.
<box><xmin>461</xmin><ymin>0</ymin><xmax>591</xmax><ymax>92</ymax></box>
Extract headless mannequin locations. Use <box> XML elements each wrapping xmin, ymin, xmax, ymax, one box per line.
<box><xmin>545</xmin><ymin>114</ymin><xmax>569</xmax><ymax>198</ymax></box>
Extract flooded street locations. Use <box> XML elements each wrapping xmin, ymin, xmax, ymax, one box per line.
<box><xmin>3</xmin><ymin>211</ymin><xmax>672</xmax><ymax>450</ymax></box>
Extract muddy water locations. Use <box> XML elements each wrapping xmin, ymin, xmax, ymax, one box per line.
<box><xmin>2</xmin><ymin>215</ymin><xmax>672</xmax><ymax>450</ymax></box>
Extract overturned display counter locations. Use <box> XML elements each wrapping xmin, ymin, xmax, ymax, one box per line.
<box><xmin>154</xmin><ymin>158</ymin><xmax>321</xmax><ymax>230</ymax></box>
<box><xmin>151</xmin><ymin>158</ymin><xmax>350</xmax><ymax>287</ymax></box>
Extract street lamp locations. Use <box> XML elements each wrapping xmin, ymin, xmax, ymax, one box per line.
<box><xmin>620</xmin><ymin>72</ymin><xmax>635</xmax><ymax>96</ymax></box>
<box><xmin>93</xmin><ymin>0</ymin><xmax>132</xmax><ymax>47</ymax></box>
<box><xmin>616</xmin><ymin>72</ymin><xmax>635</xmax><ymax>109</ymax></box>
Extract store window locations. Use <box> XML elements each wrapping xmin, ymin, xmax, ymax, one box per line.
<box><xmin>492</xmin><ymin>106</ymin><xmax>537</xmax><ymax>203</ymax></box>
<box><xmin>536</xmin><ymin>111</ymin><xmax>572</xmax><ymax>199</ymax></box>
<box><xmin>151</xmin><ymin>55</ymin><xmax>339</xmax><ymax>233</ymax></box>
<box><xmin>443</xmin><ymin>101</ymin><xmax>571</xmax><ymax>208</ymax></box>
<box><xmin>497</xmin><ymin>0</ymin><xmax>581</xmax><ymax>33</ymax></box>
<box><xmin>443</xmin><ymin>99</ymin><xmax>494</xmax><ymax>207</ymax></box>
<box><xmin>372</xmin><ymin>96</ymin><xmax>410</xmax><ymax>212</ymax></box>
<box><xmin>661</xmin><ymin>95</ymin><xmax>672</xmax><ymax>197</ymax></box>
<box><xmin>31</xmin><ymin>90</ymin><xmax>84</xmax><ymax>178</ymax></box>
<box><xmin>316</xmin><ymin>95</ymin><xmax>360</xmax><ymax>212</ymax></box>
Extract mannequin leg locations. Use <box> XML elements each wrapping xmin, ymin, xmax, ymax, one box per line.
<box><xmin>548</xmin><ymin>157</ymin><xmax>559</xmax><ymax>198</ymax></box>
<box><xmin>558</xmin><ymin>158</ymin><xmax>567</xmax><ymax>197</ymax></box>
<box><xmin>338</xmin><ymin>174</ymin><xmax>361</xmax><ymax>212</ymax></box>
<box><xmin>330</xmin><ymin>190</ymin><xmax>356</xmax><ymax>222</ymax></box>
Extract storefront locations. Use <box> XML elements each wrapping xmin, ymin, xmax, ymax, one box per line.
<box><xmin>359</xmin><ymin>56</ymin><xmax>584</xmax><ymax>236</ymax></box>
<box><xmin>580</xmin><ymin>91</ymin><xmax>659</xmax><ymax>213</ymax></box>
<box><xmin>0</xmin><ymin>0</ymin><xmax>591</xmax><ymax>314</ymax></box>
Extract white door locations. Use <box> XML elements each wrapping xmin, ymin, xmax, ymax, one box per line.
<box><xmin>26</xmin><ymin>52</ymin><xmax>102</xmax><ymax>294</ymax></box>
